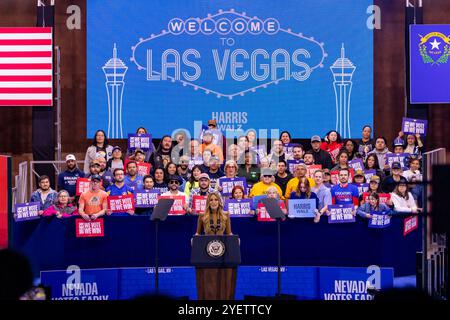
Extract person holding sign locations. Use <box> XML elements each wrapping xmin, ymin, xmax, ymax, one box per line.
<box><xmin>195</xmin><ymin>192</ymin><xmax>232</xmax><ymax>236</ymax></box>
<box><xmin>78</xmin><ymin>175</ymin><xmax>108</xmax><ymax>221</ymax></box>
<box><xmin>397</xmin><ymin>132</ymin><xmax>424</xmax><ymax>158</ymax></box>
<box><xmin>42</xmin><ymin>190</ymin><xmax>78</xmax><ymax>218</ymax></box>
<box><xmin>106</xmin><ymin>168</ymin><xmax>134</xmax><ymax>215</ymax></box>
<box><xmin>284</xmin><ymin>164</ymin><xmax>315</xmax><ymax>200</ymax></box>
<box><xmin>83</xmin><ymin>130</ymin><xmax>114</xmax><ymax>175</ymax></box>
<box><xmin>126</xmin><ymin>127</ymin><xmax>155</xmax><ymax>162</ymax></box>
<box><xmin>367</xmin><ymin>136</ymin><xmax>392</xmax><ymax>172</ymax></box>
<box><xmin>217</xmin><ymin>160</ymin><xmax>239</xmax><ymax>192</ymax></box>
<box><xmin>134</xmin><ymin>175</ymin><xmax>158</xmax><ymax>215</ymax></box>
<box><xmin>257</xmin><ymin>186</ymin><xmax>287</xmax><ymax>217</ymax></box>
<box><xmin>329</xmin><ymin>168</ymin><xmax>359</xmax><ymax>215</ymax></box>
<box><xmin>392</xmin><ymin>138</ymin><xmax>405</xmax><ymax>154</ymax></box>
<box><xmin>390</xmin><ymin>182</ymin><xmax>420</xmax><ymax>214</ymax></box>
<box><xmin>289</xmin><ymin>177</ymin><xmax>319</xmax><ymax>208</ymax></box>
<box><xmin>364</xmin><ymin>154</ymin><xmax>385</xmax><ymax>181</ymax></box>
<box><xmin>162</xmin><ymin>175</ymin><xmax>189</xmax><ymax>211</ymax></box>
<box><xmin>249</xmin><ymin>168</ymin><xmax>284</xmax><ymax>199</ymax></box>
<box><xmin>188</xmin><ymin>173</ymin><xmax>215</xmax><ymax>213</ymax></box>
<box><xmin>30</xmin><ymin>175</ymin><xmax>58</xmax><ymax>214</ymax></box>
<box><xmin>357</xmin><ymin>192</ymin><xmax>392</xmax><ymax>219</ymax></box>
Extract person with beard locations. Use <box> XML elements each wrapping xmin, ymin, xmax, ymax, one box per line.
<box><xmin>162</xmin><ymin>175</ymin><xmax>189</xmax><ymax>212</ymax></box>
<box><xmin>124</xmin><ymin>161</ymin><xmax>144</xmax><ymax>191</ymax></box>
<box><xmin>310</xmin><ymin>135</ymin><xmax>333</xmax><ymax>170</ymax></box>
<box><xmin>57</xmin><ymin>154</ymin><xmax>84</xmax><ymax>199</ymax></box>
<box><xmin>177</xmin><ymin>155</ymin><xmax>191</xmax><ymax>181</ymax></box>
<box><xmin>274</xmin><ymin>160</ymin><xmax>292</xmax><ymax>195</ymax></box>
<box><xmin>96</xmin><ymin>156</ymin><xmax>114</xmax><ymax>190</ymax></box>
<box><xmin>201</xmin><ymin>130</ymin><xmax>224</xmax><ymax>164</ymax></box>
<box><xmin>78</xmin><ymin>175</ymin><xmax>108</xmax><ymax>221</ymax></box>
<box><xmin>86</xmin><ymin>159</ymin><xmax>101</xmax><ymax>178</ymax></box>
<box><xmin>106</xmin><ymin>168</ymin><xmax>134</xmax><ymax>216</ymax></box>
<box><xmin>150</xmin><ymin>135</ymin><xmax>174</xmax><ymax>170</ymax></box>
<box><xmin>30</xmin><ymin>175</ymin><xmax>58</xmax><ymax>214</ymax></box>
<box><xmin>267</xmin><ymin>139</ymin><xmax>287</xmax><ymax>170</ymax></box>
<box><xmin>188</xmin><ymin>173</ymin><xmax>216</xmax><ymax>213</ymax></box>
<box><xmin>367</xmin><ymin>136</ymin><xmax>392</xmax><ymax>172</ymax></box>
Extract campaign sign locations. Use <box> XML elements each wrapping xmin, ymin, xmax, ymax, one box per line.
<box><xmin>14</xmin><ymin>202</ymin><xmax>40</xmax><ymax>222</ymax></box>
<box><xmin>410</xmin><ymin>25</ymin><xmax>450</xmax><ymax>104</ymax></box>
<box><xmin>134</xmin><ymin>189</ymin><xmax>160</xmax><ymax>208</ymax></box>
<box><xmin>40</xmin><ymin>269</ymin><xmax>119</xmax><ymax>300</ymax></box>
<box><xmin>250</xmin><ymin>145</ymin><xmax>267</xmax><ymax>161</ymax></box>
<box><xmin>352</xmin><ymin>183</ymin><xmax>369</xmax><ymax>195</ymax></box>
<box><xmin>283</xmin><ymin>143</ymin><xmax>296</xmax><ymax>158</ymax></box>
<box><xmin>127</xmin><ymin>133</ymin><xmax>152</xmax><ymax>151</ymax></box>
<box><xmin>76</xmin><ymin>178</ymin><xmax>91</xmax><ymax>196</ymax></box>
<box><xmin>364</xmin><ymin>169</ymin><xmax>376</xmax><ymax>182</ymax></box>
<box><xmin>107</xmin><ymin>194</ymin><xmax>135</xmax><ymax>213</ymax></box>
<box><xmin>330</xmin><ymin>169</ymin><xmax>354</xmax><ymax>185</ymax></box>
<box><xmin>124</xmin><ymin>159</ymin><xmax>151</xmax><ymax>176</ymax></box>
<box><xmin>257</xmin><ymin>202</ymin><xmax>276</xmax><ymax>222</ymax></box>
<box><xmin>158</xmin><ymin>195</ymin><xmax>186</xmax><ymax>215</ymax></box>
<box><xmin>348</xmin><ymin>158</ymin><xmax>364</xmax><ymax>172</ymax></box>
<box><xmin>225</xmin><ymin>199</ymin><xmax>253</xmax><ymax>217</ymax></box>
<box><xmin>287</xmin><ymin>159</ymin><xmax>305</xmax><ymax>174</ymax></box>
<box><xmin>368</xmin><ymin>213</ymin><xmax>391</xmax><ymax>229</ymax></box>
<box><xmin>402</xmin><ymin>117</ymin><xmax>427</xmax><ymax>137</ymax></box>
<box><xmin>252</xmin><ymin>194</ymin><xmax>267</xmax><ymax>210</ymax></box>
<box><xmin>403</xmin><ymin>215</ymin><xmax>419</xmax><ymax>236</ymax></box>
<box><xmin>76</xmin><ymin>219</ymin><xmax>105</xmax><ymax>237</ymax></box>
<box><xmin>306</xmin><ymin>164</ymin><xmax>322</xmax><ymax>178</ymax></box>
<box><xmin>319</xmin><ymin>267</ymin><xmax>394</xmax><ymax>300</ymax></box>
<box><xmin>219</xmin><ymin>177</ymin><xmax>247</xmax><ymax>197</ymax></box>
<box><xmin>188</xmin><ymin>157</ymin><xmax>204</xmax><ymax>170</ymax></box>
<box><xmin>288</xmin><ymin>199</ymin><xmax>316</xmax><ymax>218</ymax></box>
<box><xmin>191</xmin><ymin>195</ymin><xmax>207</xmax><ymax>214</ymax></box>
<box><xmin>363</xmin><ymin>192</ymin><xmax>390</xmax><ymax>205</ymax></box>
<box><xmin>327</xmin><ymin>204</ymin><xmax>355</xmax><ymax>224</ymax></box>
<box><xmin>386</xmin><ymin>153</ymin><xmax>410</xmax><ymax>170</ymax></box>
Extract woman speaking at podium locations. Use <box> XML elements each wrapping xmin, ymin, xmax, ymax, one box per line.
<box><xmin>194</xmin><ymin>192</ymin><xmax>237</xmax><ymax>300</ymax></box>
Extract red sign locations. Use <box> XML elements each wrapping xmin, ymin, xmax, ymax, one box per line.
<box><xmin>307</xmin><ymin>164</ymin><xmax>322</xmax><ymax>178</ymax></box>
<box><xmin>107</xmin><ymin>194</ymin><xmax>135</xmax><ymax>213</ymax></box>
<box><xmin>363</xmin><ymin>192</ymin><xmax>391</xmax><ymax>205</ymax></box>
<box><xmin>330</xmin><ymin>168</ymin><xmax>354</xmax><ymax>185</ymax></box>
<box><xmin>257</xmin><ymin>202</ymin><xmax>286</xmax><ymax>222</ymax></box>
<box><xmin>76</xmin><ymin>177</ymin><xmax>91</xmax><ymax>196</ymax></box>
<box><xmin>158</xmin><ymin>195</ymin><xmax>186</xmax><ymax>215</ymax></box>
<box><xmin>0</xmin><ymin>156</ymin><xmax>10</xmax><ymax>248</ymax></box>
<box><xmin>403</xmin><ymin>216</ymin><xmax>419</xmax><ymax>236</ymax></box>
<box><xmin>191</xmin><ymin>195</ymin><xmax>207</xmax><ymax>214</ymax></box>
<box><xmin>75</xmin><ymin>219</ymin><xmax>104</xmax><ymax>238</ymax></box>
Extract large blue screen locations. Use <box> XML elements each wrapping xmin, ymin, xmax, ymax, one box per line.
<box><xmin>87</xmin><ymin>0</ymin><xmax>373</xmax><ymax>139</ymax></box>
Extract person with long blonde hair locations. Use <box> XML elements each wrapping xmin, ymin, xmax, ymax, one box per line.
<box><xmin>195</xmin><ymin>192</ymin><xmax>232</xmax><ymax>235</ymax></box>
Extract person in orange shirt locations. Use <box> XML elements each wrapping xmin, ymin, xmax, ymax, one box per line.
<box><xmin>78</xmin><ymin>175</ymin><xmax>108</xmax><ymax>221</ymax></box>
<box><xmin>201</xmin><ymin>130</ymin><xmax>224</xmax><ymax>164</ymax></box>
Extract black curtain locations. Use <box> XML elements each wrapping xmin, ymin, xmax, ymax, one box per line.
<box><xmin>32</xmin><ymin>4</ymin><xmax>55</xmax><ymax>188</ymax></box>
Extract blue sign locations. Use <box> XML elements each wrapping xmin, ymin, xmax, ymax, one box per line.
<box><xmin>319</xmin><ymin>267</ymin><xmax>393</xmax><ymax>300</ymax></box>
<box><xmin>127</xmin><ymin>133</ymin><xmax>152</xmax><ymax>152</ymax></box>
<box><xmin>225</xmin><ymin>198</ymin><xmax>253</xmax><ymax>217</ymax></box>
<box><xmin>410</xmin><ymin>25</ymin><xmax>450</xmax><ymax>104</ymax></box>
<box><xmin>251</xmin><ymin>194</ymin><xmax>267</xmax><ymax>210</ymax></box>
<box><xmin>134</xmin><ymin>189</ymin><xmax>160</xmax><ymax>208</ymax></box>
<box><xmin>87</xmin><ymin>0</ymin><xmax>373</xmax><ymax>139</ymax></box>
<box><xmin>219</xmin><ymin>177</ymin><xmax>248</xmax><ymax>196</ymax></box>
<box><xmin>288</xmin><ymin>199</ymin><xmax>316</xmax><ymax>218</ymax></box>
<box><xmin>386</xmin><ymin>153</ymin><xmax>410</xmax><ymax>171</ymax></box>
<box><xmin>328</xmin><ymin>204</ymin><xmax>355</xmax><ymax>224</ymax></box>
<box><xmin>368</xmin><ymin>213</ymin><xmax>391</xmax><ymax>229</ymax></box>
<box><xmin>14</xmin><ymin>202</ymin><xmax>40</xmax><ymax>222</ymax></box>
<box><xmin>402</xmin><ymin>117</ymin><xmax>428</xmax><ymax>137</ymax></box>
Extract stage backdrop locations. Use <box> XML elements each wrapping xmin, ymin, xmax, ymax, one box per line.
<box><xmin>87</xmin><ymin>0</ymin><xmax>373</xmax><ymax>139</ymax></box>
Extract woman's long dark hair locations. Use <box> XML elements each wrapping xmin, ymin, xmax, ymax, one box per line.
<box><xmin>91</xmin><ymin>130</ymin><xmax>109</xmax><ymax>147</ymax></box>
<box><xmin>325</xmin><ymin>130</ymin><xmax>342</xmax><ymax>144</ymax></box>
<box><xmin>365</xmin><ymin>154</ymin><xmax>381</xmax><ymax>170</ymax></box>
<box><xmin>188</xmin><ymin>165</ymin><xmax>202</xmax><ymax>190</ymax></box>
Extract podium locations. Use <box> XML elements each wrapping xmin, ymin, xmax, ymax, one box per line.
<box><xmin>191</xmin><ymin>235</ymin><xmax>241</xmax><ymax>300</ymax></box>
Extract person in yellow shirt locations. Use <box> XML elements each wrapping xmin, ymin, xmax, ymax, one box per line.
<box><xmin>285</xmin><ymin>163</ymin><xmax>315</xmax><ymax>199</ymax></box>
<box><xmin>249</xmin><ymin>168</ymin><xmax>284</xmax><ymax>199</ymax></box>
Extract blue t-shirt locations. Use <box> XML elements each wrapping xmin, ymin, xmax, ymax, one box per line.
<box><xmin>106</xmin><ymin>183</ymin><xmax>134</xmax><ymax>196</ymax></box>
<box><xmin>124</xmin><ymin>175</ymin><xmax>143</xmax><ymax>192</ymax></box>
<box><xmin>57</xmin><ymin>169</ymin><xmax>85</xmax><ymax>197</ymax></box>
<box><xmin>331</xmin><ymin>184</ymin><xmax>359</xmax><ymax>205</ymax></box>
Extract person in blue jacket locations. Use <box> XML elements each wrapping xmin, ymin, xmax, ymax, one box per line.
<box><xmin>57</xmin><ymin>154</ymin><xmax>85</xmax><ymax>200</ymax></box>
<box><xmin>357</xmin><ymin>192</ymin><xmax>392</xmax><ymax>219</ymax></box>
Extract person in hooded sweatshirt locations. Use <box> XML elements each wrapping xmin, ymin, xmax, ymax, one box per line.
<box><xmin>149</xmin><ymin>135</ymin><xmax>174</xmax><ymax>170</ymax></box>
<box><xmin>367</xmin><ymin>136</ymin><xmax>392</xmax><ymax>173</ymax></box>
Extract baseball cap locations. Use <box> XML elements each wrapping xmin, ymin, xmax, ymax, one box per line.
<box><xmin>198</xmin><ymin>173</ymin><xmax>210</xmax><ymax>180</ymax></box>
<box><xmin>207</xmin><ymin>119</ymin><xmax>217</xmax><ymax>127</ymax></box>
<box><xmin>203</xmin><ymin>130</ymin><xmax>213</xmax><ymax>136</ymax></box>
<box><xmin>311</xmin><ymin>135</ymin><xmax>321</xmax><ymax>143</ymax></box>
<box><xmin>354</xmin><ymin>169</ymin><xmax>365</xmax><ymax>177</ymax></box>
<box><xmin>168</xmin><ymin>174</ymin><xmax>182</xmax><ymax>184</ymax></box>
<box><xmin>90</xmin><ymin>174</ymin><xmax>102</xmax><ymax>181</ymax></box>
<box><xmin>391</xmin><ymin>162</ymin><xmax>402</xmax><ymax>170</ymax></box>
<box><xmin>134</xmin><ymin>148</ymin><xmax>144</xmax><ymax>155</ymax></box>
<box><xmin>393</xmin><ymin>138</ymin><xmax>404</xmax><ymax>147</ymax></box>
<box><xmin>370</xmin><ymin>175</ymin><xmax>381</xmax><ymax>183</ymax></box>
<box><xmin>112</xmin><ymin>146</ymin><xmax>122</xmax><ymax>152</ymax></box>
<box><xmin>261</xmin><ymin>168</ymin><xmax>274</xmax><ymax>176</ymax></box>
<box><xmin>65</xmin><ymin>154</ymin><xmax>76</xmax><ymax>161</ymax></box>
<box><xmin>90</xmin><ymin>159</ymin><xmax>101</xmax><ymax>167</ymax></box>
<box><xmin>296</xmin><ymin>163</ymin><xmax>307</xmax><ymax>169</ymax></box>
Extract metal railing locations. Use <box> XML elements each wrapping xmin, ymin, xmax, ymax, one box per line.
<box><xmin>422</xmin><ymin>148</ymin><xmax>447</xmax><ymax>299</ymax></box>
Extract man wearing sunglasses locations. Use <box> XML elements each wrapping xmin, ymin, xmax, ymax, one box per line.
<box><xmin>162</xmin><ymin>174</ymin><xmax>189</xmax><ymax>211</ymax></box>
<box><xmin>249</xmin><ymin>168</ymin><xmax>284</xmax><ymax>199</ymax></box>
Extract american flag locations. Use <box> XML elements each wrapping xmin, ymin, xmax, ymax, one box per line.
<box><xmin>0</xmin><ymin>27</ymin><xmax>53</xmax><ymax>106</ymax></box>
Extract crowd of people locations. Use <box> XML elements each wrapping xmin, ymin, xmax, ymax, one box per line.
<box><xmin>30</xmin><ymin>120</ymin><xmax>423</xmax><ymax>222</ymax></box>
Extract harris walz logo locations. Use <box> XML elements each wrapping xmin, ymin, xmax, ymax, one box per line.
<box><xmin>418</xmin><ymin>32</ymin><xmax>450</xmax><ymax>65</ymax></box>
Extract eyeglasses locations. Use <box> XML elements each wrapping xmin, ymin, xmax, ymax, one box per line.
<box><xmin>263</xmin><ymin>175</ymin><xmax>272</xmax><ymax>178</ymax></box>
<box><xmin>169</xmin><ymin>180</ymin><xmax>180</xmax><ymax>185</ymax></box>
